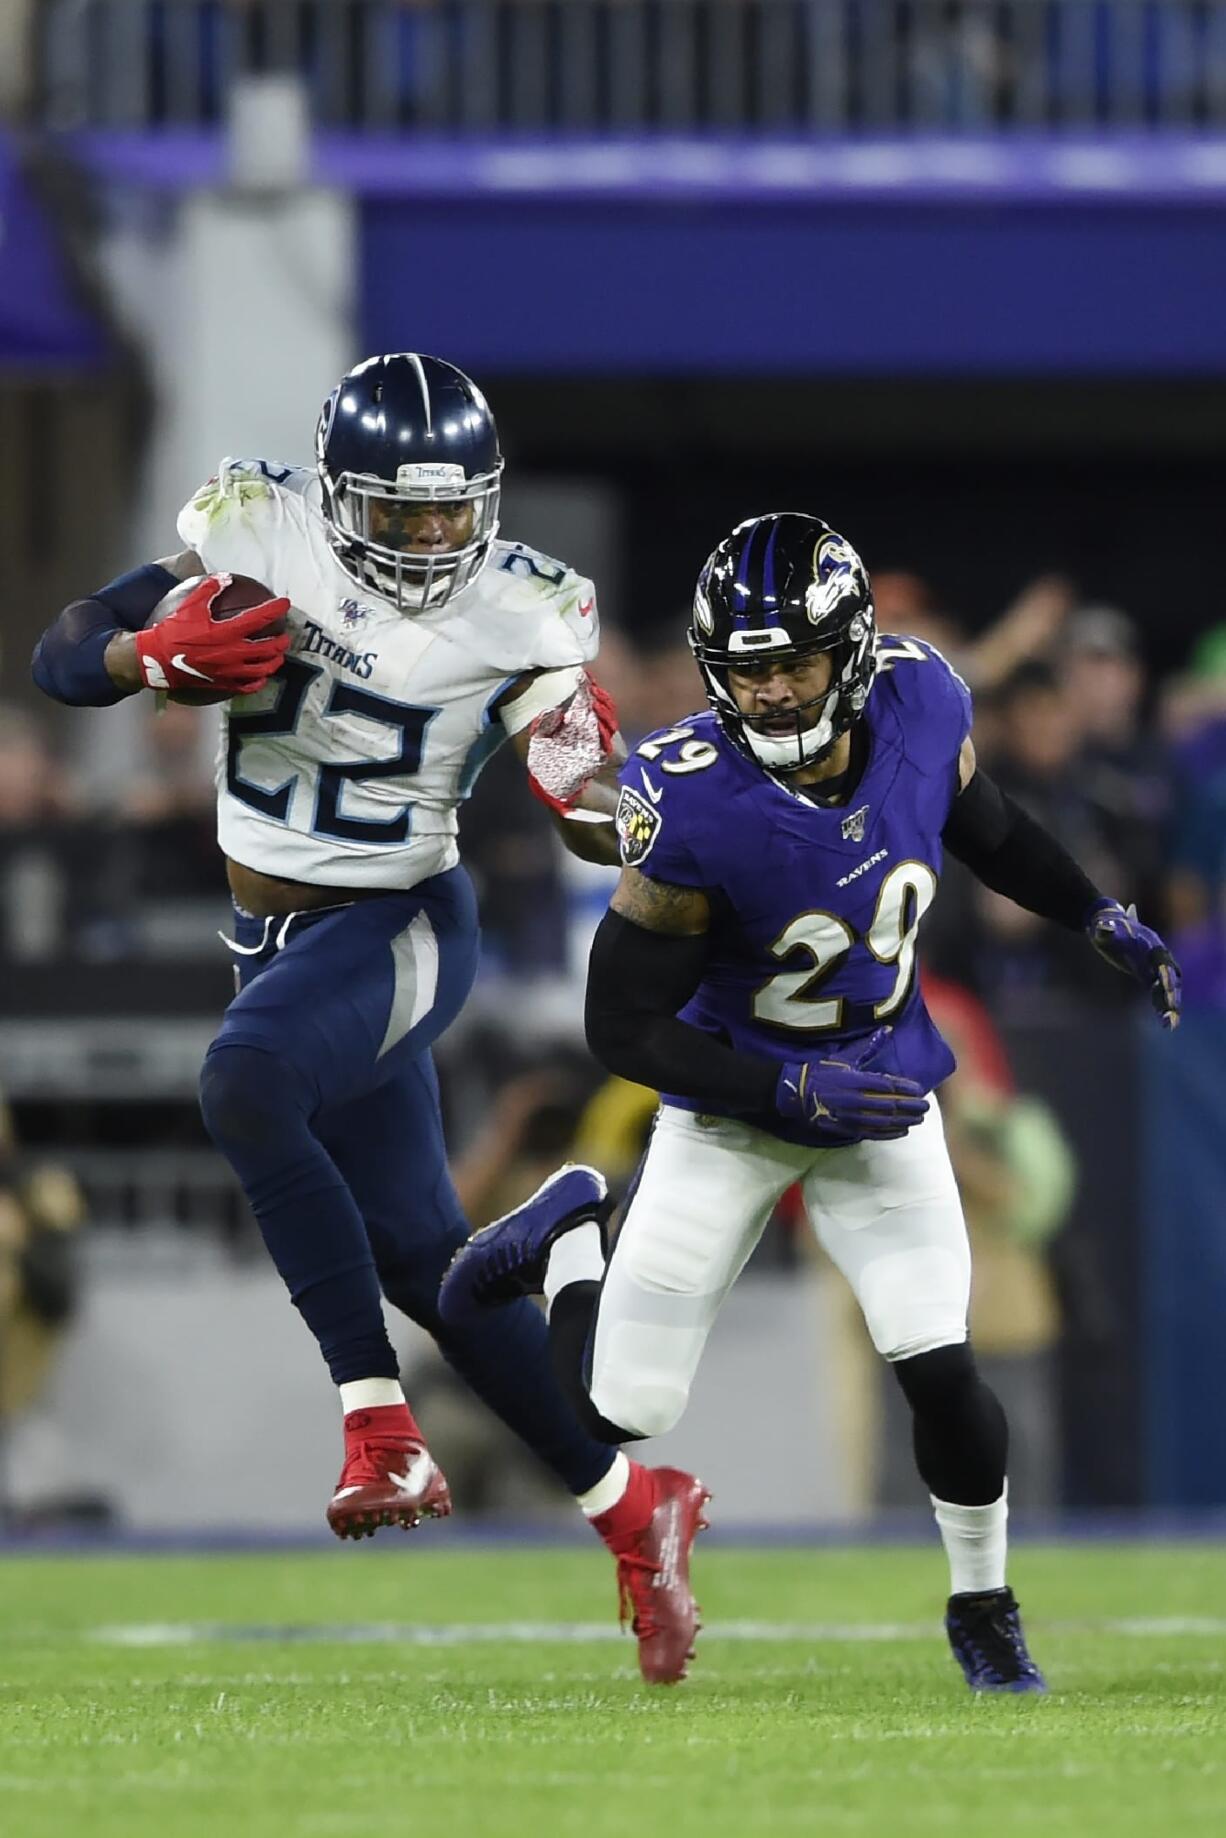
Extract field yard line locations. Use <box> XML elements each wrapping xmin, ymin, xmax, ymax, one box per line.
<box><xmin>80</xmin><ymin>1616</ymin><xmax>1226</xmax><ymax>1648</ymax></box>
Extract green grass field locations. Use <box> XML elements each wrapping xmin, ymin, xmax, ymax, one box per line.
<box><xmin>1</xmin><ymin>1540</ymin><xmax>1223</xmax><ymax>1837</ymax></box>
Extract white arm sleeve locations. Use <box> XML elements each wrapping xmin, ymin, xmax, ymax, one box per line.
<box><xmin>498</xmin><ymin>666</ymin><xmax>585</xmax><ymax>737</ymax></box>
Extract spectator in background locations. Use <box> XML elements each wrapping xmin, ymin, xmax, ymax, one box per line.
<box><xmin>0</xmin><ymin>1089</ymin><xmax>103</xmax><ymax>1528</ymax></box>
<box><xmin>872</xmin><ymin>570</ymin><xmax>966</xmax><ymax>659</ymax></box>
<box><xmin>0</xmin><ymin>703</ymin><xmax>96</xmax><ymax>964</ymax></box>
<box><xmin>82</xmin><ymin>699</ymin><xmax>223</xmax><ymax>960</ymax></box>
<box><xmin>874</xmin><ymin>569</ymin><xmax>1074</xmax><ymax>697</ymax></box>
<box><xmin>932</xmin><ymin>663</ymin><xmax>1123</xmax><ymax>1018</ymax></box>
<box><xmin>117</xmin><ymin>698</ymin><xmax>215</xmax><ymax>829</ymax></box>
<box><xmin>1063</xmin><ymin>606</ymin><xmax>1171</xmax><ymax>920</ymax></box>
<box><xmin>114</xmin><ymin>698</ymin><xmax>217</xmax><ymax>903</ymax></box>
<box><xmin>1161</xmin><ymin>626</ymin><xmax>1226</xmax><ymax>1007</ymax></box>
<box><xmin>572</xmin><ymin>1071</ymin><xmax>659</xmax><ymax>1196</ymax></box>
<box><xmin>0</xmin><ymin>1</ymin><xmax>34</xmax><ymax>124</ymax></box>
<box><xmin>450</xmin><ymin>1058</ymin><xmax>596</xmax><ymax>1229</ymax></box>
<box><xmin>458</xmin><ymin>735</ymin><xmax>568</xmax><ymax>976</ymax></box>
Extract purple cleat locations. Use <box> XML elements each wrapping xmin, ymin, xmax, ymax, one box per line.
<box><xmin>945</xmin><ymin>1587</ymin><xmax>1048</xmax><ymax>1693</ymax></box>
<box><xmin>439</xmin><ymin>1163</ymin><xmax>612</xmax><ymax>1325</ymax></box>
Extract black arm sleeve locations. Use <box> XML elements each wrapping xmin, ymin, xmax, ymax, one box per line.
<box><xmin>585</xmin><ymin>910</ymin><xmax>781</xmax><ymax>1113</ymax></box>
<box><xmin>30</xmin><ymin>563</ymin><xmax>178</xmax><ymax>708</ymax></box>
<box><xmin>942</xmin><ymin>768</ymin><xmax>1103</xmax><ymax>931</ymax></box>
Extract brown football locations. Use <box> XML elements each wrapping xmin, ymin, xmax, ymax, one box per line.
<box><xmin>147</xmin><ymin>573</ymin><xmax>287</xmax><ymax>706</ymax></box>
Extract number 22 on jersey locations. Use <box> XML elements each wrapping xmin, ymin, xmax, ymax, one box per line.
<box><xmin>227</xmin><ymin>656</ymin><xmax>438</xmax><ymax>844</ymax></box>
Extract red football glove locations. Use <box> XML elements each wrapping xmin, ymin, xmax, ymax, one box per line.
<box><xmin>133</xmin><ymin>576</ymin><xmax>291</xmax><ymax>695</ymax></box>
<box><xmin>528</xmin><ymin>671</ymin><xmax>621</xmax><ymax>814</ymax></box>
<box><xmin>586</xmin><ymin>670</ymin><xmax>619</xmax><ymax>755</ymax></box>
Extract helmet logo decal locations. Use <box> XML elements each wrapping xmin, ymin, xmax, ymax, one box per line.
<box><xmin>806</xmin><ymin>534</ymin><xmax>866</xmax><ymax>627</ymax></box>
<box><xmin>693</xmin><ymin>579</ymin><xmax>715</xmax><ymax>636</ymax></box>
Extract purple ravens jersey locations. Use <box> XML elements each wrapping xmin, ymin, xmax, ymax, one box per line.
<box><xmin>613</xmin><ymin>637</ymin><xmax>973</xmax><ymax>1146</ymax></box>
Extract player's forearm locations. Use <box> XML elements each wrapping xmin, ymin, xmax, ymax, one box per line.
<box><xmin>33</xmin><ymin>598</ymin><xmax>150</xmax><ymax>705</ymax></box>
<box><xmin>585</xmin><ymin>910</ymin><xmax>779</xmax><ymax>1112</ymax></box>
<box><xmin>31</xmin><ymin>560</ymin><xmax>185</xmax><ymax>706</ymax></box>
<box><xmin>552</xmin><ymin>759</ymin><xmax>622</xmax><ymax>865</ymax></box>
<box><xmin>590</xmin><ymin>1009</ymin><xmax>779</xmax><ymax>1113</ymax></box>
<box><xmin>942</xmin><ymin>769</ymin><xmax>1102</xmax><ymax>929</ymax></box>
<box><xmin>553</xmin><ymin>809</ymin><xmax>621</xmax><ymax>866</ymax></box>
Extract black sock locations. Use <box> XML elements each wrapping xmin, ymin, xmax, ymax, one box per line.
<box><xmin>891</xmin><ymin>1343</ymin><xmax>1008</xmax><ymax>1505</ymax></box>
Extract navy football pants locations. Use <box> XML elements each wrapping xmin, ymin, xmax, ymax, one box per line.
<box><xmin>198</xmin><ymin>867</ymin><xmax>613</xmax><ymax>1496</ymax></box>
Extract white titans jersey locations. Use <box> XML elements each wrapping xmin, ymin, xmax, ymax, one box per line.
<box><xmin>177</xmin><ymin>458</ymin><xmax>599</xmax><ymax>889</ymax></box>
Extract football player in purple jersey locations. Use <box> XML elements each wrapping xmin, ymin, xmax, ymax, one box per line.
<box><xmin>441</xmin><ymin>512</ymin><xmax>1179</xmax><ymax>1694</ymax></box>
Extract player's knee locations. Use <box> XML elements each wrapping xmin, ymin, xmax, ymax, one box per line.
<box><xmin>856</xmin><ymin>1246</ymin><xmax>968</xmax><ymax>1361</ymax></box>
<box><xmin>589</xmin><ymin>1370</ymin><xmax>687</xmax><ymax>1441</ymax></box>
<box><xmin>199</xmin><ymin>1042</ymin><xmax>308</xmax><ymax>1151</ymax></box>
<box><xmin>889</xmin><ymin>1339</ymin><xmax>978</xmax><ymax>1413</ymax></box>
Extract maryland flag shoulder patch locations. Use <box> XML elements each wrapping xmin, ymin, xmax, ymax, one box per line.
<box><xmin>615</xmin><ymin>784</ymin><xmax>662</xmax><ymax>868</ymax></box>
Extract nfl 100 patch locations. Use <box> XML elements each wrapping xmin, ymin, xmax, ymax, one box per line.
<box><xmin>615</xmin><ymin>784</ymin><xmax>662</xmax><ymax>866</ymax></box>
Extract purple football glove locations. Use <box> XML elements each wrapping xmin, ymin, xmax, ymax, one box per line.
<box><xmin>1087</xmin><ymin>898</ymin><xmax>1181</xmax><ymax>1031</ymax></box>
<box><xmin>777</xmin><ymin>1026</ymin><xmax>930</xmax><ymax>1143</ymax></box>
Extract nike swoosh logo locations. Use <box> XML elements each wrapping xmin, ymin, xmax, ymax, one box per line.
<box><xmin>389</xmin><ymin>1450</ymin><xmax>436</xmax><ymax>1497</ymax></box>
<box><xmin>172</xmin><ymin>653</ymin><xmax>213</xmax><ymax>681</ymax></box>
<box><xmin>640</xmin><ymin>771</ymin><xmax>663</xmax><ymax>805</ymax></box>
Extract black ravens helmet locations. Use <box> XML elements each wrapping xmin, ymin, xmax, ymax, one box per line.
<box><xmin>689</xmin><ymin>513</ymin><xmax>877</xmax><ymax>772</ymax></box>
<box><xmin>316</xmin><ymin>352</ymin><xmax>503</xmax><ymax>611</ymax></box>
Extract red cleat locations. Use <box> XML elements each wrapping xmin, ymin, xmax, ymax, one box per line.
<box><xmin>593</xmin><ymin>1463</ymin><xmax>711</xmax><ymax>1684</ymax></box>
<box><xmin>326</xmin><ymin>1404</ymin><xmax>452</xmax><ymax>1540</ymax></box>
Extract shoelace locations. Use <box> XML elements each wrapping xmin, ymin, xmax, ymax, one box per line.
<box><xmin>336</xmin><ymin>1436</ymin><xmax>418</xmax><ymax>1489</ymax></box>
<box><xmin>616</xmin><ymin>1551</ymin><xmax>662</xmax><ymax>1640</ymax></box>
<box><xmin>958</xmin><ymin>1604</ymin><xmax>1037</xmax><ymax>1682</ymax></box>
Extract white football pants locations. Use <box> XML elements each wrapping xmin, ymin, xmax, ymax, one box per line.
<box><xmin>589</xmin><ymin>1102</ymin><xmax>971</xmax><ymax>1440</ymax></box>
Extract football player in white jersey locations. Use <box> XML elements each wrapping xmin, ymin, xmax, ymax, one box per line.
<box><xmin>33</xmin><ymin>353</ymin><xmax>706</xmax><ymax>1686</ymax></box>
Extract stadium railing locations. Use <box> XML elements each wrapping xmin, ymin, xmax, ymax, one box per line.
<box><xmin>36</xmin><ymin>0</ymin><xmax>1226</xmax><ymax>134</ymax></box>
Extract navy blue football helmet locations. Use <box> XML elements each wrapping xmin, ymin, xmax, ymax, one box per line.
<box><xmin>316</xmin><ymin>353</ymin><xmax>503</xmax><ymax>611</ymax></box>
<box><xmin>689</xmin><ymin>513</ymin><xmax>877</xmax><ymax>772</ymax></box>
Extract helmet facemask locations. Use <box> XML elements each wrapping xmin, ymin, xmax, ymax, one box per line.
<box><xmin>694</xmin><ymin>621</ymin><xmax>875</xmax><ymax>773</ymax></box>
<box><xmin>319</xmin><ymin>454</ymin><xmax>502</xmax><ymax>613</ymax></box>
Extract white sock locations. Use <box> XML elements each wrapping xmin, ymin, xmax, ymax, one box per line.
<box><xmin>543</xmin><ymin>1221</ymin><xmax>606</xmax><ymax>1312</ymax></box>
<box><xmin>339</xmin><ymin>1378</ymin><xmax>406</xmax><ymax>1414</ymax></box>
<box><xmin>577</xmin><ymin>1451</ymin><xmax>630</xmax><ymax>1518</ymax></box>
<box><xmin>932</xmin><ymin>1484</ymin><xmax>1009</xmax><ymax>1595</ymax></box>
